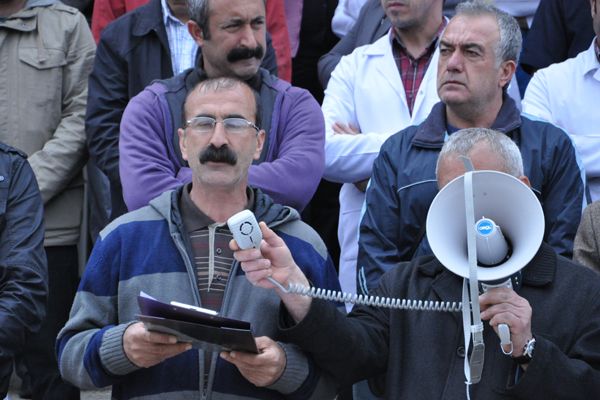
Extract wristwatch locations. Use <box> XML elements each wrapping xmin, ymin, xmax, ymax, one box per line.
<box><xmin>513</xmin><ymin>337</ymin><xmax>535</xmax><ymax>364</ymax></box>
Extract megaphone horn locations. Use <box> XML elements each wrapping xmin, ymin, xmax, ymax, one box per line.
<box><xmin>426</xmin><ymin>170</ymin><xmax>545</xmax><ymax>282</ymax></box>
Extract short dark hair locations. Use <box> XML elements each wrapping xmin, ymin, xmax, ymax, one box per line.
<box><xmin>182</xmin><ymin>77</ymin><xmax>262</xmax><ymax>128</ymax></box>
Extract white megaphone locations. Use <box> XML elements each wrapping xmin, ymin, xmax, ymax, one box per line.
<box><xmin>426</xmin><ymin>170</ymin><xmax>545</xmax><ymax>282</ymax></box>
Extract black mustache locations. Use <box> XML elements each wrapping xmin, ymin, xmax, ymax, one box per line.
<box><xmin>227</xmin><ymin>45</ymin><xmax>264</xmax><ymax>63</ymax></box>
<box><xmin>199</xmin><ymin>145</ymin><xmax>237</xmax><ymax>165</ymax></box>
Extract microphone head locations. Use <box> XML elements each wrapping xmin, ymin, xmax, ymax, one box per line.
<box><xmin>475</xmin><ymin>217</ymin><xmax>510</xmax><ymax>266</ymax></box>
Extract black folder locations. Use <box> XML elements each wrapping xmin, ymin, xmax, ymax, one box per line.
<box><xmin>137</xmin><ymin>294</ymin><xmax>258</xmax><ymax>353</ymax></box>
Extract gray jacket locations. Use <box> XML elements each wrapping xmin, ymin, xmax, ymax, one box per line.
<box><xmin>0</xmin><ymin>0</ymin><xmax>95</xmax><ymax>246</ymax></box>
<box><xmin>58</xmin><ymin>187</ymin><xmax>340</xmax><ymax>399</ymax></box>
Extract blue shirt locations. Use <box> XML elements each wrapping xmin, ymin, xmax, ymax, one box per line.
<box><xmin>161</xmin><ymin>0</ymin><xmax>198</xmax><ymax>75</ymax></box>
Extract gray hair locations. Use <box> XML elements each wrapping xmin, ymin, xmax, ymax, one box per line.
<box><xmin>454</xmin><ymin>1</ymin><xmax>522</xmax><ymax>65</ymax></box>
<box><xmin>188</xmin><ymin>0</ymin><xmax>266</xmax><ymax>40</ymax></box>
<box><xmin>436</xmin><ymin>128</ymin><xmax>524</xmax><ymax>178</ymax></box>
<box><xmin>188</xmin><ymin>0</ymin><xmax>211</xmax><ymax>39</ymax></box>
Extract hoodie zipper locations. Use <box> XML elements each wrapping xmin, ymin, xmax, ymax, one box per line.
<box><xmin>170</xmin><ymin>231</ymin><xmax>209</xmax><ymax>398</ymax></box>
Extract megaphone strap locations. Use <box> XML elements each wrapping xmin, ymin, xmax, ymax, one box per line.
<box><xmin>462</xmin><ymin>172</ymin><xmax>485</xmax><ymax>387</ymax></box>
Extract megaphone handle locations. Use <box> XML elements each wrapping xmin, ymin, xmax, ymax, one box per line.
<box><xmin>498</xmin><ymin>323</ymin><xmax>513</xmax><ymax>355</ymax></box>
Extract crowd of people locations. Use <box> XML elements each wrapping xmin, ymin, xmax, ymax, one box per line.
<box><xmin>0</xmin><ymin>0</ymin><xmax>599</xmax><ymax>399</ymax></box>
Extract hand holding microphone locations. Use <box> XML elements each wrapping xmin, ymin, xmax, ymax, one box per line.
<box><xmin>228</xmin><ymin>211</ymin><xmax>312</xmax><ymax>322</ymax></box>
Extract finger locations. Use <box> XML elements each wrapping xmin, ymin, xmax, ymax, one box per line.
<box><xmin>480</xmin><ymin>302</ymin><xmax>516</xmax><ymax>320</ymax></box>
<box><xmin>244</xmin><ymin>269</ymin><xmax>274</xmax><ymax>286</ymax></box>
<box><xmin>159</xmin><ymin>342</ymin><xmax>193</xmax><ymax>359</ymax></box>
<box><xmin>237</xmin><ymin>257</ymin><xmax>271</xmax><ymax>272</ymax></box>
<box><xmin>480</xmin><ymin>300</ymin><xmax>530</xmax><ymax>321</ymax></box>
<box><xmin>258</xmin><ymin>222</ymin><xmax>285</xmax><ymax>247</ymax></box>
<box><xmin>229</xmin><ymin>238</ymin><xmax>240</xmax><ymax>251</ymax></box>
<box><xmin>488</xmin><ymin>311</ymin><xmax>527</xmax><ymax>330</ymax></box>
<box><xmin>220</xmin><ymin>349</ymin><xmax>257</xmax><ymax>370</ymax></box>
<box><xmin>127</xmin><ymin>342</ymin><xmax>192</xmax><ymax>368</ymax></box>
<box><xmin>223</xmin><ymin>337</ymin><xmax>274</xmax><ymax>367</ymax></box>
<box><xmin>254</xmin><ymin>336</ymin><xmax>275</xmax><ymax>351</ymax></box>
<box><xmin>479</xmin><ymin>287</ymin><xmax>520</xmax><ymax>307</ymax></box>
<box><xmin>145</xmin><ymin>330</ymin><xmax>179</xmax><ymax>345</ymax></box>
<box><xmin>332</xmin><ymin>122</ymin><xmax>344</xmax><ymax>133</ymax></box>
<box><xmin>232</xmin><ymin>247</ymin><xmax>264</xmax><ymax>262</ymax></box>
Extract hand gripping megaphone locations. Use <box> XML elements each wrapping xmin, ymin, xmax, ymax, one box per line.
<box><xmin>426</xmin><ymin>170</ymin><xmax>545</xmax><ymax>282</ymax></box>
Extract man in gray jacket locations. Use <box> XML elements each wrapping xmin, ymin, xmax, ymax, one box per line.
<box><xmin>0</xmin><ymin>0</ymin><xmax>95</xmax><ymax>397</ymax></box>
<box><xmin>57</xmin><ymin>77</ymin><xmax>339</xmax><ymax>399</ymax></box>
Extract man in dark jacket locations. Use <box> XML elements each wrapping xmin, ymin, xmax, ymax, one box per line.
<box><xmin>0</xmin><ymin>144</ymin><xmax>47</xmax><ymax>398</ymax></box>
<box><xmin>234</xmin><ymin>128</ymin><xmax>600</xmax><ymax>399</ymax></box>
<box><xmin>356</xmin><ymin>1</ymin><xmax>585</xmax><ymax>295</ymax></box>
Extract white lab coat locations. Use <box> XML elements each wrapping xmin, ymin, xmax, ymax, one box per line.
<box><xmin>331</xmin><ymin>0</ymin><xmax>369</xmax><ymax>38</ymax></box>
<box><xmin>322</xmin><ymin>32</ymin><xmax>441</xmax><ymax>303</ymax></box>
<box><xmin>523</xmin><ymin>40</ymin><xmax>600</xmax><ymax>201</ymax></box>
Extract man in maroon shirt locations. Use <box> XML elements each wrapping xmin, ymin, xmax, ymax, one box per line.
<box><xmin>320</xmin><ymin>1</ymin><xmax>447</xmax><ymax>398</ymax></box>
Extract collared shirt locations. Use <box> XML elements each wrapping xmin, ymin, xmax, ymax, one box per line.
<box><xmin>522</xmin><ymin>41</ymin><xmax>600</xmax><ymax>201</ymax></box>
<box><xmin>161</xmin><ymin>0</ymin><xmax>198</xmax><ymax>75</ymax></box>
<box><xmin>596</xmin><ymin>39</ymin><xmax>600</xmax><ymax>64</ymax></box>
<box><xmin>179</xmin><ymin>184</ymin><xmax>255</xmax><ymax>312</ymax></box>
<box><xmin>391</xmin><ymin>20</ymin><xmax>447</xmax><ymax>115</ymax></box>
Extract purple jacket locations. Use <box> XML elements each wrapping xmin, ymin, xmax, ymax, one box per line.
<box><xmin>119</xmin><ymin>67</ymin><xmax>324</xmax><ymax>211</ymax></box>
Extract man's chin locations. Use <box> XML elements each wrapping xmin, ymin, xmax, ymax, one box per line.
<box><xmin>439</xmin><ymin>91</ymin><xmax>469</xmax><ymax>107</ymax></box>
<box><xmin>230</xmin><ymin>61</ymin><xmax>261</xmax><ymax>80</ymax></box>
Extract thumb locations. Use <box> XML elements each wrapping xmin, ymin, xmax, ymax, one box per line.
<box><xmin>258</xmin><ymin>222</ymin><xmax>284</xmax><ymax>247</ymax></box>
<box><xmin>254</xmin><ymin>336</ymin><xmax>275</xmax><ymax>352</ymax></box>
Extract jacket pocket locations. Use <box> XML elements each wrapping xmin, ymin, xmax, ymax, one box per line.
<box><xmin>18</xmin><ymin>47</ymin><xmax>66</xmax><ymax>113</ymax></box>
<box><xmin>18</xmin><ymin>47</ymin><xmax>67</xmax><ymax>70</ymax></box>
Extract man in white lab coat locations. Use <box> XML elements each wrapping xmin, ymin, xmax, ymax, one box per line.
<box><xmin>523</xmin><ymin>0</ymin><xmax>600</xmax><ymax>201</ymax></box>
<box><xmin>322</xmin><ymin>0</ymin><xmax>446</xmax><ymax>306</ymax></box>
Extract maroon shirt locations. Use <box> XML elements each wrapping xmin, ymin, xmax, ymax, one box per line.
<box><xmin>179</xmin><ymin>184</ymin><xmax>255</xmax><ymax>313</ymax></box>
<box><xmin>391</xmin><ymin>20</ymin><xmax>447</xmax><ymax>114</ymax></box>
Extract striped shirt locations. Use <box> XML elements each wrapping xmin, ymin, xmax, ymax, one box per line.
<box><xmin>179</xmin><ymin>184</ymin><xmax>255</xmax><ymax>313</ymax></box>
<box><xmin>161</xmin><ymin>0</ymin><xmax>198</xmax><ymax>75</ymax></box>
<box><xmin>391</xmin><ymin>20</ymin><xmax>447</xmax><ymax>115</ymax></box>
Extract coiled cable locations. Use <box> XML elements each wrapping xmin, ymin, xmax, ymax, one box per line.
<box><xmin>267</xmin><ymin>278</ymin><xmax>462</xmax><ymax>312</ymax></box>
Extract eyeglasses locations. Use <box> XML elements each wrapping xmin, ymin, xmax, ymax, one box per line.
<box><xmin>184</xmin><ymin>116</ymin><xmax>260</xmax><ymax>135</ymax></box>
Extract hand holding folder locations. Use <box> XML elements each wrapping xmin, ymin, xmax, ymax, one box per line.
<box><xmin>136</xmin><ymin>292</ymin><xmax>259</xmax><ymax>354</ymax></box>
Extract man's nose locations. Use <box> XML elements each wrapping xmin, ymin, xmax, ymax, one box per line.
<box><xmin>208</xmin><ymin>121</ymin><xmax>229</xmax><ymax>147</ymax></box>
<box><xmin>238</xmin><ymin>24</ymin><xmax>258</xmax><ymax>49</ymax></box>
<box><xmin>445</xmin><ymin>50</ymin><xmax>463</xmax><ymax>72</ymax></box>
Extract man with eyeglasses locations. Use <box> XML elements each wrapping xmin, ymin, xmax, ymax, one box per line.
<box><xmin>57</xmin><ymin>77</ymin><xmax>340</xmax><ymax>399</ymax></box>
<box><xmin>118</xmin><ymin>0</ymin><xmax>325</xmax><ymax>214</ymax></box>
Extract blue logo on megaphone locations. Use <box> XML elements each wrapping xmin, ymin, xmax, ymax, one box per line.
<box><xmin>476</xmin><ymin>219</ymin><xmax>494</xmax><ymax>236</ymax></box>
